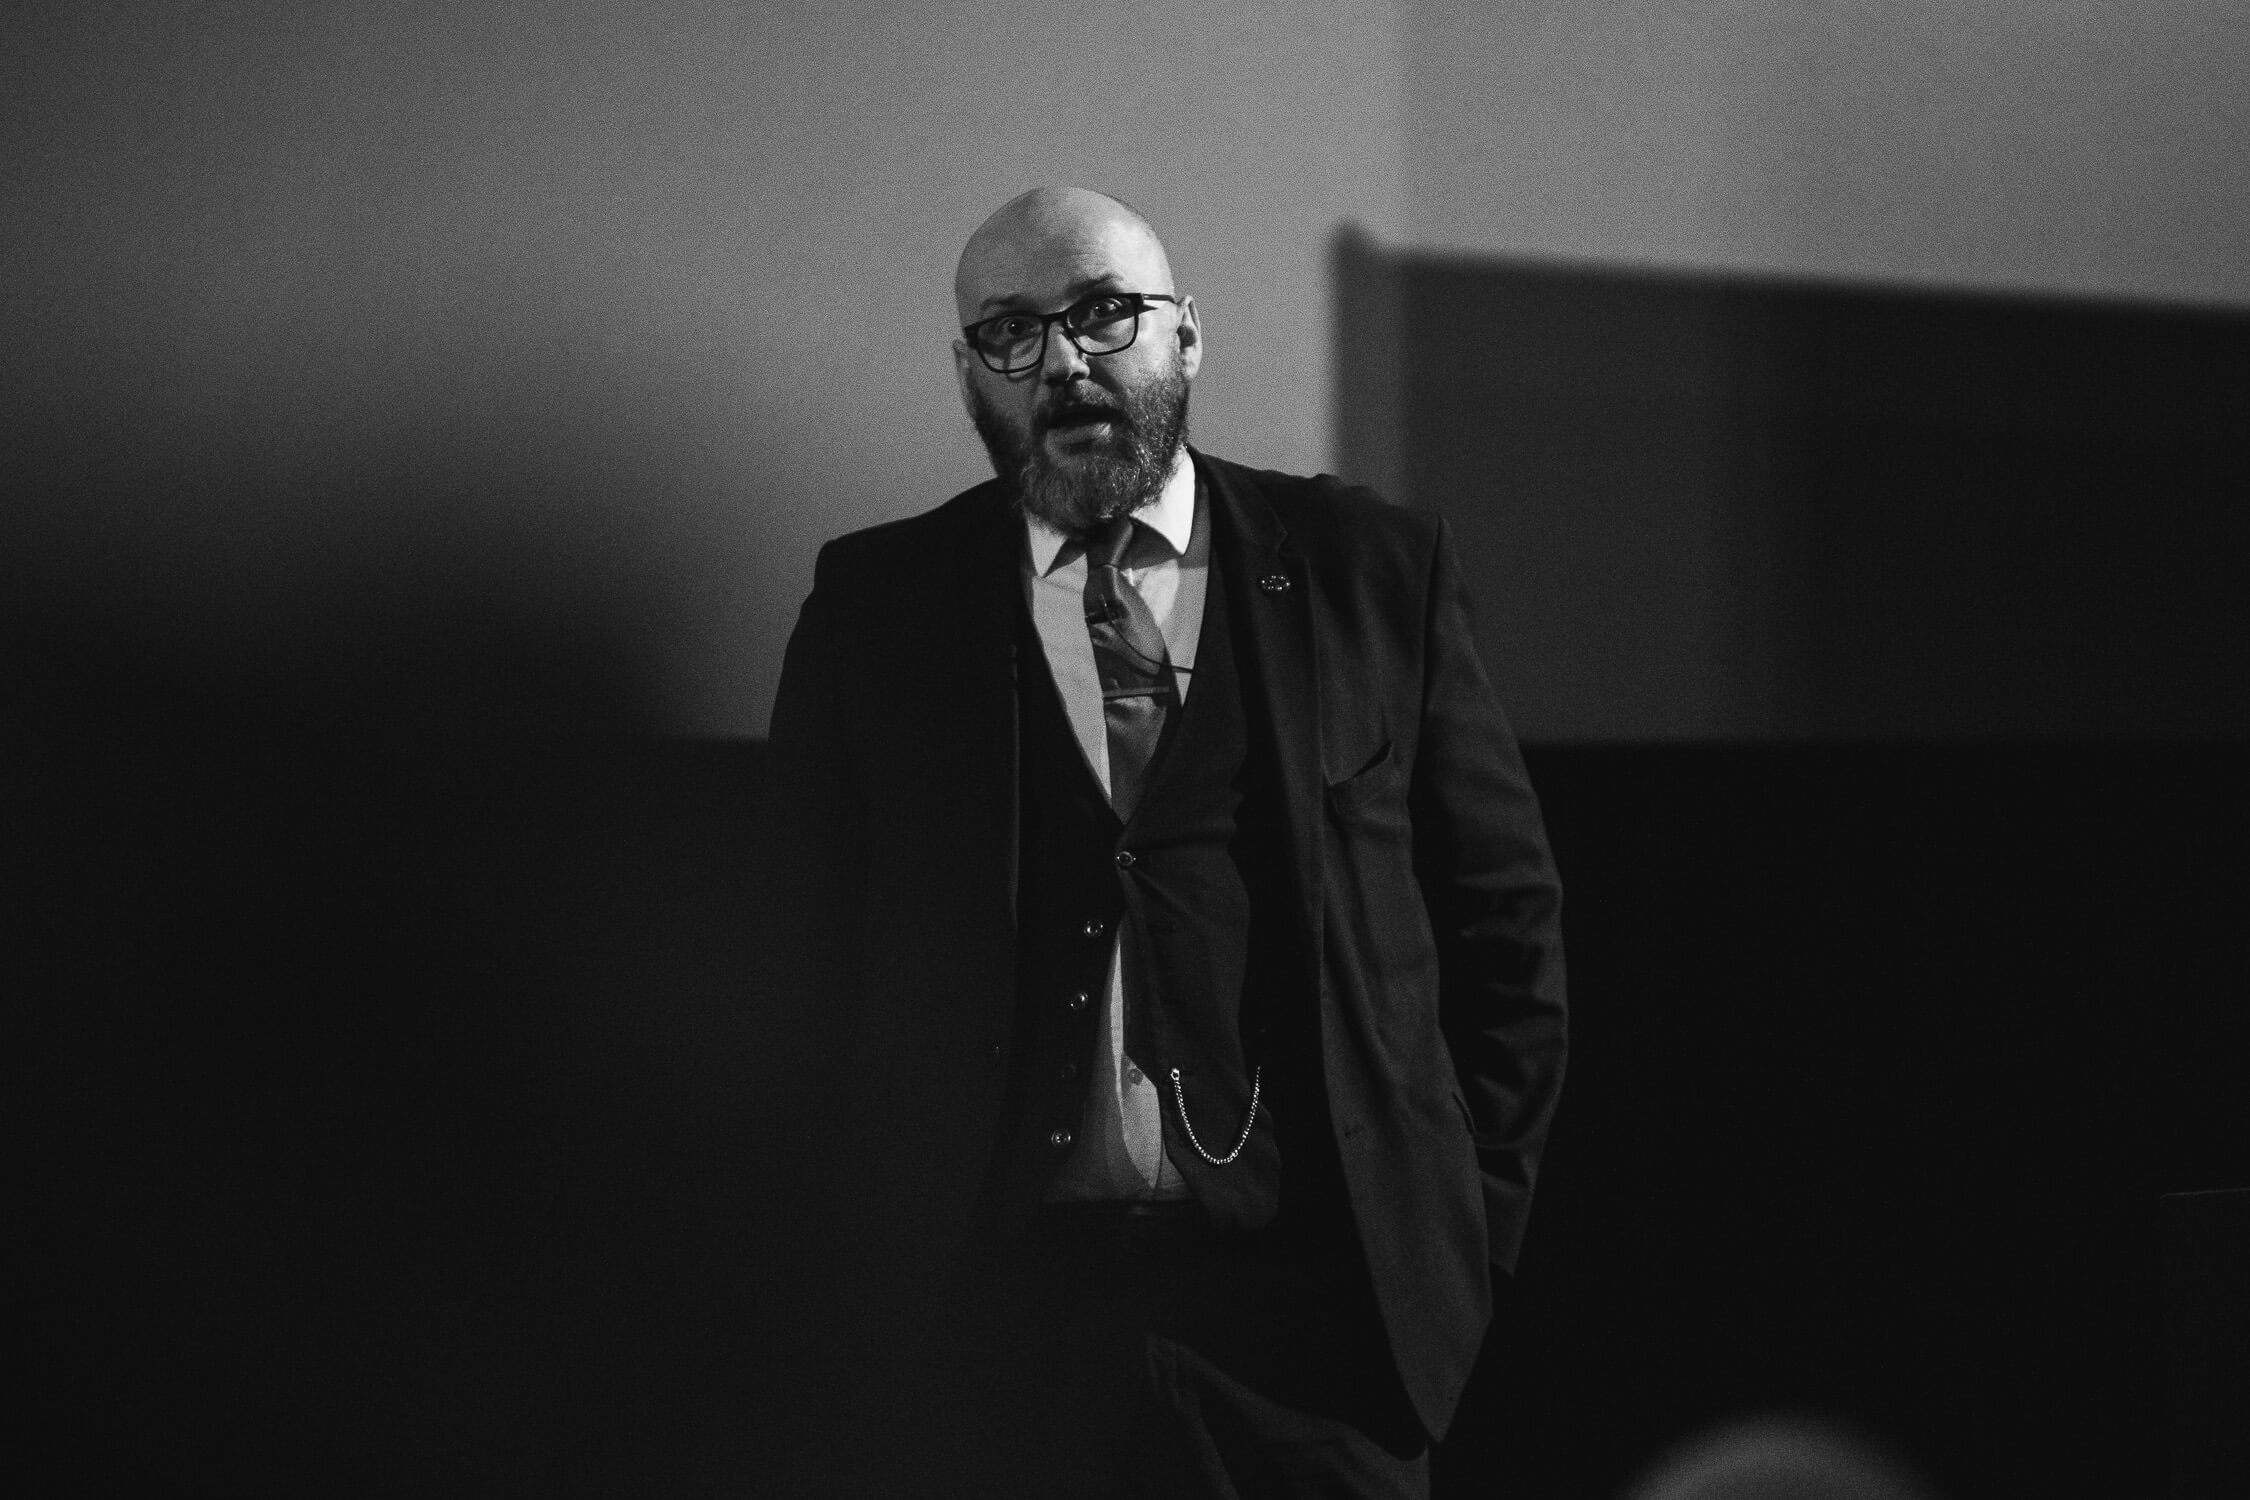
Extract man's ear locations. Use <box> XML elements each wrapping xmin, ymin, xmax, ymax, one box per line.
<box><xmin>952</xmin><ymin>339</ymin><xmax>979</xmax><ymax>421</ymax></box>
<box><xmin>1175</xmin><ymin>297</ymin><xmax>1203</xmax><ymax>381</ymax></box>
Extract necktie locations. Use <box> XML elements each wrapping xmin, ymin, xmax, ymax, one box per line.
<box><xmin>1083</xmin><ymin>516</ymin><xmax>1177</xmax><ymax>822</ymax></box>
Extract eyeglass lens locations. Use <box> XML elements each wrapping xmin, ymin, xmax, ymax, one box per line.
<box><xmin>976</xmin><ymin>294</ymin><xmax>1145</xmax><ymax>372</ymax></box>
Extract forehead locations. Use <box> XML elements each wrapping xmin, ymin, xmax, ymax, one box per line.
<box><xmin>956</xmin><ymin>212</ymin><xmax>1168</xmax><ymax>320</ymax></box>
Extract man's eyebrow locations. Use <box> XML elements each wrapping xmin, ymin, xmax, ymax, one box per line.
<box><xmin>975</xmin><ymin>274</ymin><xmax>1130</xmax><ymax>318</ymax></box>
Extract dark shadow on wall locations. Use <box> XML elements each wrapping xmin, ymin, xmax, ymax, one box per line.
<box><xmin>1331</xmin><ymin>230</ymin><xmax>2250</xmax><ymax>741</ymax></box>
<box><xmin>1</xmin><ymin>343</ymin><xmax>748</xmax><ymax>738</ymax></box>
<box><xmin>8</xmin><ymin>370</ymin><xmax>824</xmax><ymax>1493</ymax></box>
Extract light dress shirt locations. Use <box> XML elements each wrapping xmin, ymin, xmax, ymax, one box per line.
<box><xmin>1022</xmin><ymin>452</ymin><xmax>1205</xmax><ymax>1201</ymax></box>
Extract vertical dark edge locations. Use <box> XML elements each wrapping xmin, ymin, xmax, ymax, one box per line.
<box><xmin>1329</xmin><ymin>222</ymin><xmax>1408</xmax><ymax>504</ymax></box>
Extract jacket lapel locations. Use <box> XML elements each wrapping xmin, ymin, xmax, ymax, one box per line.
<box><xmin>939</xmin><ymin>480</ymin><xmax>1024</xmax><ymax>924</ymax></box>
<box><xmin>945</xmin><ymin>454</ymin><xmax>1321</xmax><ymax>975</ymax></box>
<box><xmin>1196</xmin><ymin>450</ymin><xmax>1324</xmax><ymax>974</ymax></box>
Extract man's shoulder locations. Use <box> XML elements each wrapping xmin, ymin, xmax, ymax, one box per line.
<box><xmin>1197</xmin><ymin>450</ymin><xmax>1440</xmax><ymax>555</ymax></box>
<box><xmin>812</xmin><ymin>476</ymin><xmax>1010</xmax><ymax>579</ymax></box>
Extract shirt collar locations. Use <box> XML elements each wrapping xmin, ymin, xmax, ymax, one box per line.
<box><xmin>1025</xmin><ymin>447</ymin><xmax>1197</xmax><ymax>576</ymax></box>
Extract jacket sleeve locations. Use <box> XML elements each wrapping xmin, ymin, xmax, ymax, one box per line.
<box><xmin>761</xmin><ymin>542</ymin><xmax>867</xmax><ymax>1119</ymax></box>
<box><xmin>1410</xmin><ymin>517</ymin><xmax>1568</xmax><ymax>1273</ymax></box>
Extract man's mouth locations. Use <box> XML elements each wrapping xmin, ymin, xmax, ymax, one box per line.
<box><xmin>1044</xmin><ymin>405</ymin><xmax>1119</xmax><ymax>433</ymax></box>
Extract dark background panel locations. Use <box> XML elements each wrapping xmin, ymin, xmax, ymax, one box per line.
<box><xmin>1335</xmin><ymin>247</ymin><xmax>2250</xmax><ymax>742</ymax></box>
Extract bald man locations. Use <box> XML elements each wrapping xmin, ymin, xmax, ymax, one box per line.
<box><xmin>766</xmin><ymin>188</ymin><xmax>1566</xmax><ymax>1498</ymax></box>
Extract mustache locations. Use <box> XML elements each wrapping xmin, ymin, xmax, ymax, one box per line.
<box><xmin>1038</xmin><ymin>390</ymin><xmax>1129</xmax><ymax>433</ymax></box>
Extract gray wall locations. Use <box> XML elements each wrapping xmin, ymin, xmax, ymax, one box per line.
<box><xmin>1401</xmin><ymin>0</ymin><xmax>2250</xmax><ymax>306</ymax></box>
<box><xmin>1374</xmin><ymin>0</ymin><xmax>2250</xmax><ymax>741</ymax></box>
<box><xmin>10</xmin><ymin>2</ymin><xmax>2246</xmax><ymax>734</ymax></box>
<box><xmin>6</xmin><ymin>0</ymin><xmax>1402</xmax><ymax>732</ymax></box>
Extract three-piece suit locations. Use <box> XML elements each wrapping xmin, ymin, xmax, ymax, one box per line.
<box><xmin>764</xmin><ymin>447</ymin><xmax>1567</xmax><ymax>1465</ymax></box>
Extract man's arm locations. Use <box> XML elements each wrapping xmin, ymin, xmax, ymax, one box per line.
<box><xmin>1409</xmin><ymin>518</ymin><xmax>1569</xmax><ymax>1273</ymax></box>
<box><xmin>761</xmin><ymin>544</ymin><xmax>867</xmax><ymax>1119</ymax></box>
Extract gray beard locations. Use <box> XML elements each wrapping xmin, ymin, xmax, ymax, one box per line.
<box><xmin>969</xmin><ymin>365</ymin><xmax>1190</xmax><ymax>536</ymax></box>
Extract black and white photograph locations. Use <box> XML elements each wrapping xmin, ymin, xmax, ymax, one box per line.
<box><xmin>10</xmin><ymin>4</ymin><xmax>2247</xmax><ymax>1496</ymax></box>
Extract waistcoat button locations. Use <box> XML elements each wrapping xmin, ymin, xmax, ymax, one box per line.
<box><xmin>1067</xmin><ymin>990</ymin><xmax>1090</xmax><ymax>1012</ymax></box>
<box><xmin>1259</xmin><ymin>573</ymin><xmax>1291</xmax><ymax>595</ymax></box>
<box><xmin>1056</xmin><ymin>1061</ymin><xmax>1078</xmax><ymax>1081</ymax></box>
<box><xmin>1114</xmin><ymin>849</ymin><xmax>1137</xmax><ymax>869</ymax></box>
<box><xmin>1049</xmin><ymin>1128</ymin><xmax>1074</xmax><ymax>1150</ymax></box>
<box><xmin>1081</xmin><ymin>917</ymin><xmax>1107</xmax><ymax>939</ymax></box>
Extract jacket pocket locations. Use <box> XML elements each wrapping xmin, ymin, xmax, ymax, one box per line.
<box><xmin>1324</xmin><ymin>740</ymin><xmax>1401</xmax><ymax>815</ymax></box>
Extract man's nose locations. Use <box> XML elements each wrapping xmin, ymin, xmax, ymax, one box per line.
<box><xmin>1040</xmin><ymin>324</ymin><xmax>1090</xmax><ymax>384</ymax></box>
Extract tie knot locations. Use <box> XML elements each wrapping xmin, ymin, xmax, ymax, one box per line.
<box><xmin>1087</xmin><ymin>515</ymin><xmax>1138</xmax><ymax>571</ymax></box>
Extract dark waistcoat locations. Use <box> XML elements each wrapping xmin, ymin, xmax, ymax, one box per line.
<box><xmin>986</xmin><ymin>556</ymin><xmax>1345</xmax><ymax>1240</ymax></box>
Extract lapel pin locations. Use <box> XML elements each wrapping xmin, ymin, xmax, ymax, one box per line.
<box><xmin>1258</xmin><ymin>573</ymin><xmax>1292</xmax><ymax>595</ymax></box>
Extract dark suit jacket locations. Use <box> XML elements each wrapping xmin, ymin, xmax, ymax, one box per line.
<box><xmin>764</xmin><ymin>448</ymin><xmax>1566</xmax><ymax>1438</ymax></box>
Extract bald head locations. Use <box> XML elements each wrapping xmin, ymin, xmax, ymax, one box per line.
<box><xmin>953</xmin><ymin>187</ymin><xmax>1176</xmax><ymax>328</ymax></box>
<box><xmin>949</xmin><ymin>186</ymin><xmax>1201</xmax><ymax>533</ymax></box>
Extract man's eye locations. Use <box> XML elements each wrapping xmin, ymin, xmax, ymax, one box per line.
<box><xmin>990</xmin><ymin>316</ymin><xmax>1040</xmax><ymax>341</ymax></box>
<box><xmin>1077</xmin><ymin>296</ymin><xmax>1131</xmax><ymax>326</ymax></box>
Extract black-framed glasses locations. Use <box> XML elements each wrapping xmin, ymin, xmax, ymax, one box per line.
<box><xmin>962</xmin><ymin>290</ymin><xmax>1181</xmax><ymax>375</ymax></box>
